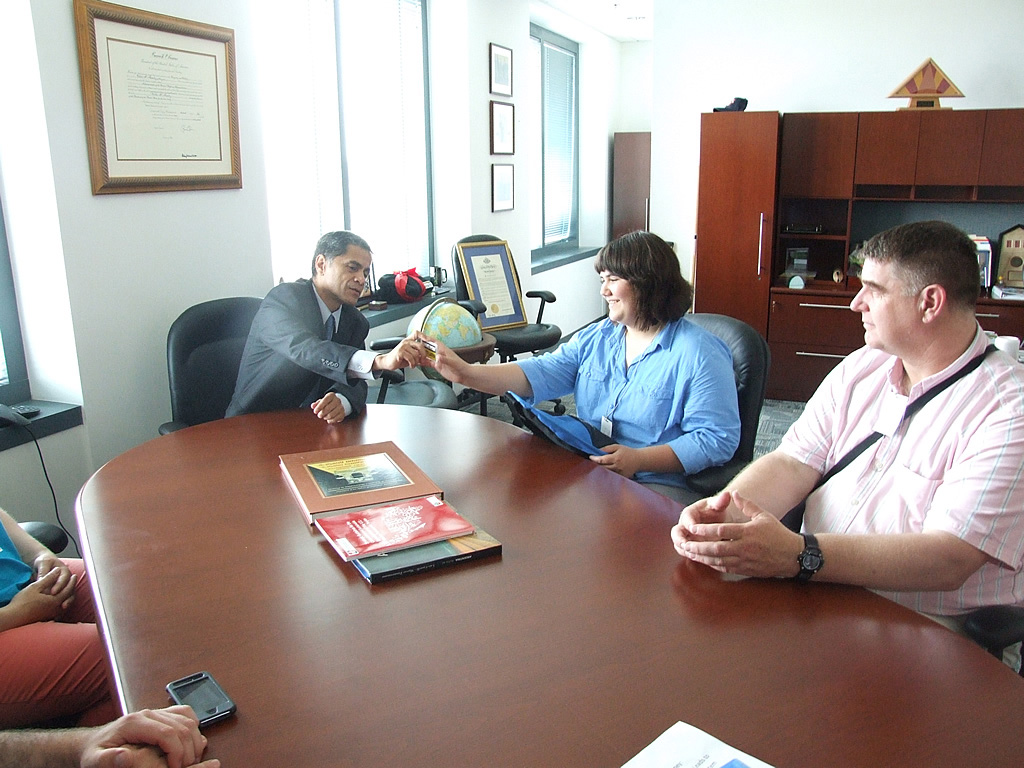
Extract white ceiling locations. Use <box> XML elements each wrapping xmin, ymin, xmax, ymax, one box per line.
<box><xmin>536</xmin><ymin>0</ymin><xmax>654</xmax><ymax>42</ymax></box>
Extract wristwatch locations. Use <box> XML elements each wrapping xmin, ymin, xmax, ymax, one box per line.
<box><xmin>795</xmin><ymin>533</ymin><xmax>824</xmax><ymax>582</ymax></box>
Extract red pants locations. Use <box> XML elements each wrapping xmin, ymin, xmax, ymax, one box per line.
<box><xmin>0</xmin><ymin>559</ymin><xmax>116</xmax><ymax>728</ymax></box>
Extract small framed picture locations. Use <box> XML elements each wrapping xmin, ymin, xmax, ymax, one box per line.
<box><xmin>492</xmin><ymin>164</ymin><xmax>514</xmax><ymax>212</ymax></box>
<box><xmin>489</xmin><ymin>43</ymin><xmax>512</xmax><ymax>97</ymax></box>
<box><xmin>490</xmin><ymin>100</ymin><xmax>514</xmax><ymax>155</ymax></box>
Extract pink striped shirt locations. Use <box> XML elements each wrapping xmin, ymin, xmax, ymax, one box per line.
<box><xmin>780</xmin><ymin>327</ymin><xmax>1024</xmax><ymax>615</ymax></box>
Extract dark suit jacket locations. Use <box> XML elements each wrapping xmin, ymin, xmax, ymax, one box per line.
<box><xmin>226</xmin><ymin>279</ymin><xmax>370</xmax><ymax>417</ymax></box>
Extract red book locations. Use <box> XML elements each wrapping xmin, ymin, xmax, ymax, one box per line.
<box><xmin>314</xmin><ymin>495</ymin><xmax>474</xmax><ymax>562</ymax></box>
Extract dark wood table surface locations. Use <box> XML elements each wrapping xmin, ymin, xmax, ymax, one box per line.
<box><xmin>76</xmin><ymin>406</ymin><xmax>1024</xmax><ymax>767</ymax></box>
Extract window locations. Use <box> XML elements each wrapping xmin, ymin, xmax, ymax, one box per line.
<box><xmin>335</xmin><ymin>0</ymin><xmax>433</xmax><ymax>279</ymax></box>
<box><xmin>0</xmin><ymin>197</ymin><xmax>30</xmax><ymax>406</ymax></box>
<box><xmin>529</xmin><ymin>25</ymin><xmax>579</xmax><ymax>261</ymax></box>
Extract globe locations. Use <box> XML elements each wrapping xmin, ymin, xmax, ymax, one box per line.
<box><xmin>408</xmin><ymin>298</ymin><xmax>483</xmax><ymax>381</ymax></box>
<box><xmin>409</xmin><ymin>298</ymin><xmax>483</xmax><ymax>349</ymax></box>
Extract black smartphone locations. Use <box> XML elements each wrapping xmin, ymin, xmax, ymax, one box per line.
<box><xmin>165</xmin><ymin>671</ymin><xmax>236</xmax><ymax>727</ymax></box>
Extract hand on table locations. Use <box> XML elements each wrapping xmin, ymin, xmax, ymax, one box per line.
<box><xmin>671</xmin><ymin>491</ymin><xmax>803</xmax><ymax>579</ymax></box>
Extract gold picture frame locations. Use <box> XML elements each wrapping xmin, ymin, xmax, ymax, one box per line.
<box><xmin>73</xmin><ymin>0</ymin><xmax>242</xmax><ymax>194</ymax></box>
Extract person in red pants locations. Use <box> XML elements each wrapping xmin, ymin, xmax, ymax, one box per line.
<box><xmin>0</xmin><ymin>506</ymin><xmax>115</xmax><ymax>728</ymax></box>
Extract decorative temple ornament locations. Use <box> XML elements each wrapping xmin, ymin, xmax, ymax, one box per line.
<box><xmin>889</xmin><ymin>58</ymin><xmax>963</xmax><ymax>110</ymax></box>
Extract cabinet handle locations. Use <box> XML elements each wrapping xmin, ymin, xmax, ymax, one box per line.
<box><xmin>798</xmin><ymin>303</ymin><xmax>851</xmax><ymax>310</ymax></box>
<box><xmin>757</xmin><ymin>213</ymin><xmax>764</xmax><ymax>279</ymax></box>
<box><xmin>976</xmin><ymin>312</ymin><xmax>999</xmax><ymax>319</ymax></box>
<box><xmin>645</xmin><ymin>198</ymin><xmax>650</xmax><ymax>231</ymax></box>
<box><xmin>796</xmin><ymin>351</ymin><xmax>847</xmax><ymax>360</ymax></box>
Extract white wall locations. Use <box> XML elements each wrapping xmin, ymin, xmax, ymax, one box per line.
<box><xmin>651</xmin><ymin>0</ymin><xmax>1024</xmax><ymax>281</ymax></box>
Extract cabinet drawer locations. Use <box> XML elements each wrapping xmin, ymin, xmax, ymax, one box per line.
<box><xmin>767</xmin><ymin>341</ymin><xmax>850</xmax><ymax>402</ymax></box>
<box><xmin>976</xmin><ymin>302</ymin><xmax>1024</xmax><ymax>338</ymax></box>
<box><xmin>768</xmin><ymin>292</ymin><xmax>864</xmax><ymax>348</ymax></box>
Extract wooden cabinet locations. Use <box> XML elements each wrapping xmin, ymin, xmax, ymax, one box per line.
<box><xmin>976</xmin><ymin>299</ymin><xmax>1024</xmax><ymax>338</ymax></box>
<box><xmin>767</xmin><ymin>291</ymin><xmax>863</xmax><ymax>401</ymax></box>
<box><xmin>767</xmin><ymin>293</ymin><xmax>1024</xmax><ymax>401</ymax></box>
<box><xmin>779</xmin><ymin>112</ymin><xmax>857</xmax><ymax>198</ymax></box>
<box><xmin>611</xmin><ymin>132</ymin><xmax>651</xmax><ymax>239</ymax></box>
<box><xmin>915</xmin><ymin>110</ymin><xmax>986</xmax><ymax>190</ymax></box>
<box><xmin>694</xmin><ymin>112</ymin><xmax>779</xmax><ymax>337</ymax></box>
<box><xmin>692</xmin><ymin>107</ymin><xmax>1024</xmax><ymax>401</ymax></box>
<box><xmin>776</xmin><ymin>113</ymin><xmax>857</xmax><ymax>291</ymax></box>
<box><xmin>979</xmin><ymin>109</ymin><xmax>1024</xmax><ymax>198</ymax></box>
<box><xmin>854</xmin><ymin>111</ymin><xmax>920</xmax><ymax>191</ymax></box>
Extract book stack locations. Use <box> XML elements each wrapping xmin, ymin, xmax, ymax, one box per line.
<box><xmin>280</xmin><ymin>442</ymin><xmax>501</xmax><ymax>583</ymax></box>
<box><xmin>992</xmin><ymin>284</ymin><xmax>1024</xmax><ymax>301</ymax></box>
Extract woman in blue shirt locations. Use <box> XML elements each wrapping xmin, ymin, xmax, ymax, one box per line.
<box><xmin>421</xmin><ymin>231</ymin><xmax>740</xmax><ymax>501</ymax></box>
<box><xmin>0</xmin><ymin>506</ymin><xmax>113</xmax><ymax>727</ymax></box>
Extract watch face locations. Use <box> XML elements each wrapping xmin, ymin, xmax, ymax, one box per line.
<box><xmin>801</xmin><ymin>552</ymin><xmax>823</xmax><ymax>571</ymax></box>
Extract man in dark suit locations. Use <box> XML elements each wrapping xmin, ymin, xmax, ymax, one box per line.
<box><xmin>226</xmin><ymin>231</ymin><xmax>424</xmax><ymax>423</ymax></box>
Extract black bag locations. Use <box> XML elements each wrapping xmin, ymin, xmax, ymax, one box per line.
<box><xmin>375</xmin><ymin>269</ymin><xmax>427</xmax><ymax>303</ymax></box>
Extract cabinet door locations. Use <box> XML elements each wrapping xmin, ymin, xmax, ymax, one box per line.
<box><xmin>979</xmin><ymin>109</ymin><xmax>1024</xmax><ymax>187</ymax></box>
<box><xmin>854</xmin><ymin>111</ymin><xmax>920</xmax><ymax>187</ymax></box>
<box><xmin>611</xmin><ymin>132</ymin><xmax>651</xmax><ymax>239</ymax></box>
<box><xmin>779</xmin><ymin>113</ymin><xmax>858</xmax><ymax>198</ymax></box>
<box><xmin>694</xmin><ymin>112</ymin><xmax>779</xmax><ymax>337</ymax></box>
<box><xmin>915</xmin><ymin>110</ymin><xmax>986</xmax><ymax>186</ymax></box>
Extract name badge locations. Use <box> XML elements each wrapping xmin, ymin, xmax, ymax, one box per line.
<box><xmin>601</xmin><ymin>415</ymin><xmax>613</xmax><ymax>437</ymax></box>
<box><xmin>873</xmin><ymin>392</ymin><xmax>908</xmax><ymax>436</ymax></box>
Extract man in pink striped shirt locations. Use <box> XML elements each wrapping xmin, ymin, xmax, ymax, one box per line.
<box><xmin>672</xmin><ymin>221</ymin><xmax>1024</xmax><ymax>647</ymax></box>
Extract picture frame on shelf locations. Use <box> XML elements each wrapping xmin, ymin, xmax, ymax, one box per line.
<box><xmin>489</xmin><ymin>43</ymin><xmax>512</xmax><ymax>97</ymax></box>
<box><xmin>453</xmin><ymin>240</ymin><xmax>527</xmax><ymax>331</ymax></box>
<box><xmin>490</xmin><ymin>100</ymin><xmax>515</xmax><ymax>155</ymax></box>
<box><xmin>491</xmin><ymin>164</ymin><xmax>514</xmax><ymax>212</ymax></box>
<box><xmin>73</xmin><ymin>0</ymin><xmax>242</xmax><ymax>195</ymax></box>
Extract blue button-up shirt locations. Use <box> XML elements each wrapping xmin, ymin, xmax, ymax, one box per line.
<box><xmin>517</xmin><ymin>316</ymin><xmax>740</xmax><ymax>488</ymax></box>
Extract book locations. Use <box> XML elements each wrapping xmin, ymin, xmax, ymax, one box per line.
<box><xmin>279</xmin><ymin>441</ymin><xmax>442</xmax><ymax>524</ymax></box>
<box><xmin>622</xmin><ymin>721</ymin><xmax>774</xmax><ymax>768</ymax></box>
<box><xmin>314</xmin><ymin>495</ymin><xmax>474</xmax><ymax>562</ymax></box>
<box><xmin>351</xmin><ymin>527</ymin><xmax>502</xmax><ymax>584</ymax></box>
<box><xmin>992</xmin><ymin>284</ymin><xmax>1024</xmax><ymax>301</ymax></box>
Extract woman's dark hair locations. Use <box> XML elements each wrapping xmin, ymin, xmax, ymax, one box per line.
<box><xmin>594</xmin><ymin>231</ymin><xmax>692</xmax><ymax>330</ymax></box>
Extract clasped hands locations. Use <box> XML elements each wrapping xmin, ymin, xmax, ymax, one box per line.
<box><xmin>4</xmin><ymin>553</ymin><xmax>77</xmax><ymax>628</ymax></box>
<box><xmin>671</xmin><ymin>490</ymin><xmax>804</xmax><ymax>579</ymax></box>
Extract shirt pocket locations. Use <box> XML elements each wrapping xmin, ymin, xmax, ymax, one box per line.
<box><xmin>891</xmin><ymin>461</ymin><xmax>941</xmax><ymax>530</ymax></box>
<box><xmin>616</xmin><ymin>379</ymin><xmax>675</xmax><ymax>435</ymax></box>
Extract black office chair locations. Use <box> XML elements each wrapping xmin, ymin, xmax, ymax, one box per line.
<box><xmin>20</xmin><ymin>521</ymin><xmax>69</xmax><ymax>554</ymax></box>
<box><xmin>452</xmin><ymin>235</ymin><xmax>562</xmax><ymax>416</ymax></box>
<box><xmin>684</xmin><ymin>313</ymin><xmax>771</xmax><ymax>495</ymax></box>
<box><xmin>365</xmin><ymin>358</ymin><xmax>459</xmax><ymax>409</ymax></box>
<box><xmin>160</xmin><ymin>297</ymin><xmax>263</xmax><ymax>434</ymax></box>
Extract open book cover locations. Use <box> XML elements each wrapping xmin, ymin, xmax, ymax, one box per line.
<box><xmin>314</xmin><ymin>495</ymin><xmax>474</xmax><ymax>562</ymax></box>
<box><xmin>352</xmin><ymin>527</ymin><xmax>502</xmax><ymax>584</ymax></box>
<box><xmin>280</xmin><ymin>441</ymin><xmax>442</xmax><ymax>524</ymax></box>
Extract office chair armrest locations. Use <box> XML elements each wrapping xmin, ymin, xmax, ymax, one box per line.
<box><xmin>525</xmin><ymin>290</ymin><xmax>556</xmax><ymax>324</ymax></box>
<box><xmin>20</xmin><ymin>521</ymin><xmax>69</xmax><ymax>555</ymax></box>
<box><xmin>369</xmin><ymin>337</ymin><xmax>403</xmax><ymax>352</ymax></box>
<box><xmin>459</xmin><ymin>300</ymin><xmax>486</xmax><ymax>318</ymax></box>
<box><xmin>962</xmin><ymin>605</ymin><xmax>1024</xmax><ymax>657</ymax></box>
<box><xmin>159</xmin><ymin>420</ymin><xmax>189</xmax><ymax>435</ymax></box>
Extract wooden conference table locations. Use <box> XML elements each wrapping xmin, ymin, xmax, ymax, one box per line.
<box><xmin>77</xmin><ymin>406</ymin><xmax>1024</xmax><ymax>767</ymax></box>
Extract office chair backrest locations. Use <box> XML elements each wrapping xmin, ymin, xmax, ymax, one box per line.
<box><xmin>163</xmin><ymin>296</ymin><xmax>262</xmax><ymax>433</ymax></box>
<box><xmin>684</xmin><ymin>313</ymin><xmax>771</xmax><ymax>494</ymax></box>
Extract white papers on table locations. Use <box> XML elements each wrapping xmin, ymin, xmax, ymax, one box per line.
<box><xmin>621</xmin><ymin>721</ymin><xmax>774</xmax><ymax>768</ymax></box>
